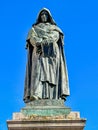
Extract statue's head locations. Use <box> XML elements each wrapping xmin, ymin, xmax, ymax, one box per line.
<box><xmin>40</xmin><ymin>10</ymin><xmax>49</xmax><ymax>23</ymax></box>
<box><xmin>33</xmin><ymin>8</ymin><xmax>56</xmax><ymax>25</ymax></box>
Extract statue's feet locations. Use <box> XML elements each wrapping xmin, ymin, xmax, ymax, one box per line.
<box><xmin>61</xmin><ymin>95</ymin><xmax>67</xmax><ymax>101</ymax></box>
<box><xmin>24</xmin><ymin>95</ymin><xmax>41</xmax><ymax>103</ymax></box>
<box><xmin>24</xmin><ymin>98</ymin><xmax>30</xmax><ymax>103</ymax></box>
<box><xmin>30</xmin><ymin>95</ymin><xmax>41</xmax><ymax>101</ymax></box>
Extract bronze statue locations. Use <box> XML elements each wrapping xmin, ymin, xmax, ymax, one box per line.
<box><xmin>23</xmin><ymin>8</ymin><xmax>70</xmax><ymax>103</ymax></box>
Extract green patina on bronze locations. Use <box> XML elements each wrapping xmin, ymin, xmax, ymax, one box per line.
<box><xmin>21</xmin><ymin>100</ymin><xmax>71</xmax><ymax>116</ymax></box>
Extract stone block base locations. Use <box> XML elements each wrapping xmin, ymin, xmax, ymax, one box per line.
<box><xmin>7</xmin><ymin>100</ymin><xmax>86</xmax><ymax>130</ymax></box>
<box><xmin>7</xmin><ymin>112</ymin><xmax>86</xmax><ymax>130</ymax></box>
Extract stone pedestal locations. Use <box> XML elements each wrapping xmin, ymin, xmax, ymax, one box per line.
<box><xmin>7</xmin><ymin>100</ymin><xmax>86</xmax><ymax>130</ymax></box>
<box><xmin>21</xmin><ymin>99</ymin><xmax>71</xmax><ymax>116</ymax></box>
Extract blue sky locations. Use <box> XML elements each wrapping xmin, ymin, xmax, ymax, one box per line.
<box><xmin>0</xmin><ymin>0</ymin><xmax>98</xmax><ymax>130</ymax></box>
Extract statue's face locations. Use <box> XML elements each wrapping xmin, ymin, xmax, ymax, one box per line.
<box><xmin>40</xmin><ymin>11</ymin><xmax>48</xmax><ymax>23</ymax></box>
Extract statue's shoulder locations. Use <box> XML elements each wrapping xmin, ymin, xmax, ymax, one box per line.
<box><xmin>27</xmin><ymin>27</ymin><xmax>34</xmax><ymax>35</ymax></box>
<box><xmin>27</xmin><ymin>27</ymin><xmax>37</xmax><ymax>37</ymax></box>
<box><xmin>52</xmin><ymin>25</ymin><xmax>63</xmax><ymax>35</ymax></box>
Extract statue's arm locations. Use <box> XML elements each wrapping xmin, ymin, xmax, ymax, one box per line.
<box><xmin>41</xmin><ymin>31</ymin><xmax>59</xmax><ymax>44</ymax></box>
<box><xmin>26</xmin><ymin>29</ymin><xmax>33</xmax><ymax>49</ymax></box>
<box><xmin>26</xmin><ymin>28</ymin><xmax>42</xmax><ymax>49</ymax></box>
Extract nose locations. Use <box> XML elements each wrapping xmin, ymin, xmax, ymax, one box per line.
<box><xmin>41</xmin><ymin>13</ymin><xmax>47</xmax><ymax>22</ymax></box>
<box><xmin>43</xmin><ymin>14</ymin><xmax>46</xmax><ymax>18</ymax></box>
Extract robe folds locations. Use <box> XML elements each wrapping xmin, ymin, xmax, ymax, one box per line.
<box><xmin>23</xmin><ymin>22</ymin><xmax>70</xmax><ymax>102</ymax></box>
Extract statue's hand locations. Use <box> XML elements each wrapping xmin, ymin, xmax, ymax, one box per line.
<box><xmin>36</xmin><ymin>42</ymin><xmax>42</xmax><ymax>55</ymax></box>
<box><xmin>42</xmin><ymin>39</ymin><xmax>49</xmax><ymax>45</ymax></box>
